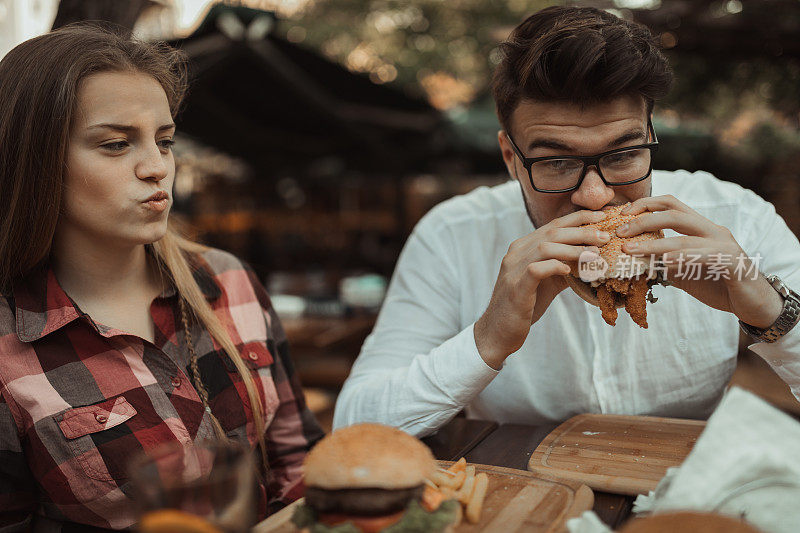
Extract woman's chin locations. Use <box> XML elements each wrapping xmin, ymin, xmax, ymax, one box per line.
<box><xmin>132</xmin><ymin>222</ymin><xmax>170</xmax><ymax>246</ymax></box>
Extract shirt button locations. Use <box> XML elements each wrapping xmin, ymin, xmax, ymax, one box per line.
<box><xmin>248</xmin><ymin>352</ymin><xmax>258</xmax><ymax>361</ymax></box>
<box><xmin>95</xmin><ymin>413</ymin><xmax>108</xmax><ymax>424</ymax></box>
<box><xmin>171</xmin><ymin>376</ymin><xmax>181</xmax><ymax>388</ymax></box>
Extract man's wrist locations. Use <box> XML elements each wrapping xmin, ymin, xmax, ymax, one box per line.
<box><xmin>739</xmin><ymin>274</ymin><xmax>800</xmax><ymax>343</ymax></box>
<box><xmin>742</xmin><ymin>276</ymin><xmax>785</xmax><ymax>329</ymax></box>
<box><xmin>473</xmin><ymin>318</ymin><xmax>506</xmax><ymax>371</ymax></box>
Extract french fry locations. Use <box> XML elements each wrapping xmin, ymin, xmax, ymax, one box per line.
<box><xmin>457</xmin><ymin>465</ymin><xmax>476</xmax><ymax>505</ymax></box>
<box><xmin>439</xmin><ymin>469</ymin><xmax>465</xmax><ymax>490</ymax></box>
<box><xmin>421</xmin><ymin>485</ymin><xmax>444</xmax><ymax>512</ymax></box>
<box><xmin>433</xmin><ymin>459</ymin><xmax>488</xmax><ymax>525</ymax></box>
<box><xmin>452</xmin><ymin>501</ymin><xmax>463</xmax><ymax>527</ymax></box>
<box><xmin>430</xmin><ymin>471</ymin><xmax>451</xmax><ymax>487</ymax></box>
<box><xmin>465</xmin><ymin>473</ymin><xmax>488</xmax><ymax>524</ymax></box>
<box><xmin>440</xmin><ymin>486</ymin><xmax>457</xmax><ymax>500</ymax></box>
<box><xmin>447</xmin><ymin>457</ymin><xmax>467</xmax><ymax>473</ymax></box>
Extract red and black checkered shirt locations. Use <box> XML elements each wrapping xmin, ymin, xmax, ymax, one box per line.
<box><xmin>0</xmin><ymin>248</ymin><xmax>324</xmax><ymax>531</ymax></box>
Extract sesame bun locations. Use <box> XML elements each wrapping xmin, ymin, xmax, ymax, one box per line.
<box><xmin>303</xmin><ymin>423</ymin><xmax>436</xmax><ymax>490</ymax></box>
<box><xmin>566</xmin><ymin>203</ymin><xmax>664</xmax><ymax>307</ymax></box>
<box><xmin>618</xmin><ymin>511</ymin><xmax>762</xmax><ymax>533</ymax></box>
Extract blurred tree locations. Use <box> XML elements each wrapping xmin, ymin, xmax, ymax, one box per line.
<box><xmin>266</xmin><ymin>0</ymin><xmax>800</xmax><ymax>128</ymax></box>
<box><xmin>272</xmin><ymin>0</ymin><xmax>555</xmax><ymax>109</ymax></box>
<box><xmin>642</xmin><ymin>0</ymin><xmax>800</xmax><ymax>127</ymax></box>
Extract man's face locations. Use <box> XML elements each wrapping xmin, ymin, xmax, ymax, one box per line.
<box><xmin>498</xmin><ymin>95</ymin><xmax>652</xmax><ymax>228</ymax></box>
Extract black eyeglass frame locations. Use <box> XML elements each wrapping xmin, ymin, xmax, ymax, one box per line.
<box><xmin>505</xmin><ymin>119</ymin><xmax>659</xmax><ymax>193</ymax></box>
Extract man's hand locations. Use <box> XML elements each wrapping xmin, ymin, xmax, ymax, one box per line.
<box><xmin>474</xmin><ymin>210</ymin><xmax>610</xmax><ymax>369</ymax></box>
<box><xmin>618</xmin><ymin>195</ymin><xmax>783</xmax><ymax>330</ymax></box>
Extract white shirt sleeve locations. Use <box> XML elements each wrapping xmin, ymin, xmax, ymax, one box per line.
<box><xmin>332</xmin><ymin>215</ymin><xmax>499</xmax><ymax>437</ymax></box>
<box><xmin>737</xmin><ymin>191</ymin><xmax>800</xmax><ymax>400</ymax></box>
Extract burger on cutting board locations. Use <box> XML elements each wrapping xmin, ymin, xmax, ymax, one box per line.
<box><xmin>292</xmin><ymin>424</ymin><xmax>460</xmax><ymax>533</ymax></box>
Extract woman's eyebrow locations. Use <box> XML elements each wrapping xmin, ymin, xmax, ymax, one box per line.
<box><xmin>87</xmin><ymin>123</ymin><xmax>176</xmax><ymax>132</ymax></box>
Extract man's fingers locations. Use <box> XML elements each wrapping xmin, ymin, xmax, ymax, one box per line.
<box><xmin>531</xmin><ymin>275</ymin><xmax>568</xmax><ymax>324</ymax></box>
<box><xmin>519</xmin><ymin>259</ymin><xmax>571</xmax><ymax>292</ymax></box>
<box><xmin>512</xmin><ymin>258</ymin><xmax>570</xmax><ymax>311</ymax></box>
<box><xmin>623</xmin><ymin>235</ymin><xmax>705</xmax><ymax>256</ymax></box>
<box><xmin>550</xmin><ymin>209</ymin><xmax>606</xmax><ymax>229</ymax></box>
<box><xmin>617</xmin><ymin>210</ymin><xmax>713</xmax><ymax>239</ymax></box>
<box><xmin>507</xmin><ymin>227</ymin><xmax>608</xmax><ymax>267</ymax></box>
<box><xmin>534</xmin><ymin>242</ymin><xmax>601</xmax><ymax>264</ymax></box>
<box><xmin>621</xmin><ymin>194</ymin><xmax>693</xmax><ymax>216</ymax></box>
<box><xmin>543</xmin><ymin>226</ymin><xmax>612</xmax><ymax>247</ymax></box>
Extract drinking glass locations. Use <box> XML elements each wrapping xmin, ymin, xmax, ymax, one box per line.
<box><xmin>129</xmin><ymin>440</ymin><xmax>257</xmax><ymax>533</ymax></box>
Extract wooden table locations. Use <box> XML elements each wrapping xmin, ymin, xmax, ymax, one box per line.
<box><xmin>422</xmin><ymin>418</ymin><xmax>634</xmax><ymax>530</ymax></box>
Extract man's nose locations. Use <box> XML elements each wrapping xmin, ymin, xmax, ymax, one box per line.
<box><xmin>570</xmin><ymin>165</ymin><xmax>614</xmax><ymax>211</ymax></box>
<box><xmin>135</xmin><ymin>143</ymin><xmax>169</xmax><ymax>182</ymax></box>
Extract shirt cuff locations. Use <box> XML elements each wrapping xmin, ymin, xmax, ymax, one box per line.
<box><xmin>748</xmin><ymin>322</ymin><xmax>800</xmax><ymax>400</ymax></box>
<box><xmin>429</xmin><ymin>323</ymin><xmax>500</xmax><ymax>407</ymax></box>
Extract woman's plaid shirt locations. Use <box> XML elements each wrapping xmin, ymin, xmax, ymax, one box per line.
<box><xmin>0</xmin><ymin>248</ymin><xmax>324</xmax><ymax>531</ymax></box>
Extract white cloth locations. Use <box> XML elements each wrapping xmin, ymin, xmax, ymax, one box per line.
<box><xmin>333</xmin><ymin>170</ymin><xmax>800</xmax><ymax>437</ymax></box>
<box><xmin>567</xmin><ymin>387</ymin><xmax>800</xmax><ymax>533</ymax></box>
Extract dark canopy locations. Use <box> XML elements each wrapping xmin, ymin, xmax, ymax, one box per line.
<box><xmin>169</xmin><ymin>4</ymin><xmax>443</xmax><ymax>177</ymax></box>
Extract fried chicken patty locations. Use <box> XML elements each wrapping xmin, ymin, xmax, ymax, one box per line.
<box><xmin>595</xmin><ymin>275</ymin><xmax>650</xmax><ymax>328</ymax></box>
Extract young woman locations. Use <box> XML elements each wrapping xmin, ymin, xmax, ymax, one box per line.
<box><xmin>0</xmin><ymin>24</ymin><xmax>323</xmax><ymax>530</ymax></box>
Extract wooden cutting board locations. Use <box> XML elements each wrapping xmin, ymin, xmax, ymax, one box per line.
<box><xmin>254</xmin><ymin>461</ymin><xmax>593</xmax><ymax>533</ymax></box>
<box><xmin>528</xmin><ymin>414</ymin><xmax>706</xmax><ymax>496</ymax></box>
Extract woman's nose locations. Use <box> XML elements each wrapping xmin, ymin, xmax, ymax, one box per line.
<box><xmin>136</xmin><ymin>143</ymin><xmax>169</xmax><ymax>182</ymax></box>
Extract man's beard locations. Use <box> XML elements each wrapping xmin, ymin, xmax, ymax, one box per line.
<box><xmin>520</xmin><ymin>183</ymin><xmax>546</xmax><ymax>229</ymax></box>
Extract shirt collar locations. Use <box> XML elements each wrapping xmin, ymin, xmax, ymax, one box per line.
<box><xmin>13</xmin><ymin>255</ymin><xmax>222</xmax><ymax>343</ymax></box>
<box><xmin>13</xmin><ymin>263</ymin><xmax>82</xmax><ymax>343</ymax></box>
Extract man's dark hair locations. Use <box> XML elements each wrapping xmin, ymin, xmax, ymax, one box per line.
<box><xmin>492</xmin><ymin>6</ymin><xmax>673</xmax><ymax>135</ymax></box>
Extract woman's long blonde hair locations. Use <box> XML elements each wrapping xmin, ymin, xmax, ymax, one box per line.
<box><xmin>0</xmin><ymin>24</ymin><xmax>267</xmax><ymax>467</ymax></box>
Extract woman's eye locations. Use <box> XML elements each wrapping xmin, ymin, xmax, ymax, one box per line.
<box><xmin>158</xmin><ymin>139</ymin><xmax>176</xmax><ymax>150</ymax></box>
<box><xmin>101</xmin><ymin>141</ymin><xmax>128</xmax><ymax>151</ymax></box>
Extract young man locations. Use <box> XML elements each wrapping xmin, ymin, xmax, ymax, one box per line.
<box><xmin>334</xmin><ymin>7</ymin><xmax>800</xmax><ymax>436</ymax></box>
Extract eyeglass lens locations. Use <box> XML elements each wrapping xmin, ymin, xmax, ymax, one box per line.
<box><xmin>531</xmin><ymin>147</ymin><xmax>652</xmax><ymax>191</ymax></box>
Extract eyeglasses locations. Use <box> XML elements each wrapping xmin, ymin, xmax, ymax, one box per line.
<box><xmin>505</xmin><ymin>119</ymin><xmax>659</xmax><ymax>193</ymax></box>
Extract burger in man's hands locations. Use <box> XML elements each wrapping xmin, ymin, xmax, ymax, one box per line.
<box><xmin>292</xmin><ymin>423</ymin><xmax>460</xmax><ymax>533</ymax></box>
<box><xmin>565</xmin><ymin>203</ymin><xmax>668</xmax><ymax>328</ymax></box>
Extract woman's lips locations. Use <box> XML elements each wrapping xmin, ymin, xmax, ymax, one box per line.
<box><xmin>142</xmin><ymin>191</ymin><xmax>169</xmax><ymax>212</ymax></box>
<box><xmin>143</xmin><ymin>198</ymin><xmax>169</xmax><ymax>212</ymax></box>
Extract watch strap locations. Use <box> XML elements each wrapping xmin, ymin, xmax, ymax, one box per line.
<box><xmin>739</xmin><ymin>275</ymin><xmax>800</xmax><ymax>343</ymax></box>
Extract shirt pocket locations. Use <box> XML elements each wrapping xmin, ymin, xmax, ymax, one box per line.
<box><xmin>216</xmin><ymin>341</ymin><xmax>280</xmax><ymax>433</ymax></box>
<box><xmin>56</xmin><ymin>396</ymin><xmax>138</xmax><ymax>482</ymax></box>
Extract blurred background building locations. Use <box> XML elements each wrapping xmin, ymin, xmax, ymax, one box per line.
<box><xmin>2</xmin><ymin>0</ymin><xmax>799</xmax><ymax>428</ymax></box>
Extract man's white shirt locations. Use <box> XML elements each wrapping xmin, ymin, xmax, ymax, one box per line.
<box><xmin>333</xmin><ymin>170</ymin><xmax>800</xmax><ymax>436</ymax></box>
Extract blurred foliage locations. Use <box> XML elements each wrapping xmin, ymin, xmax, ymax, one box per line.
<box><xmin>253</xmin><ymin>1</ymin><xmax>800</xmax><ymax>200</ymax></box>
<box><xmin>268</xmin><ymin>0</ymin><xmax>800</xmax><ymax>129</ymax></box>
<box><xmin>272</xmin><ymin>0</ymin><xmax>555</xmax><ymax>108</ymax></box>
<box><xmin>662</xmin><ymin>53</ymin><xmax>800</xmax><ymax>126</ymax></box>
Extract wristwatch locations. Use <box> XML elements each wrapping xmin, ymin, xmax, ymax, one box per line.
<box><xmin>739</xmin><ymin>274</ymin><xmax>800</xmax><ymax>343</ymax></box>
